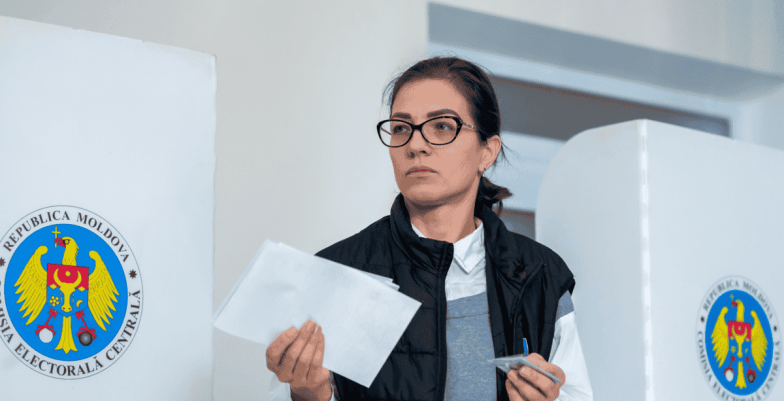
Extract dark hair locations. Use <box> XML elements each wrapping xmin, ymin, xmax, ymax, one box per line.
<box><xmin>384</xmin><ymin>56</ymin><xmax>513</xmax><ymax>216</ymax></box>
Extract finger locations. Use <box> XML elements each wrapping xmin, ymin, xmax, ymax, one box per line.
<box><xmin>266</xmin><ymin>327</ymin><xmax>299</xmax><ymax>372</ymax></box>
<box><xmin>548</xmin><ymin>364</ymin><xmax>565</xmax><ymax>387</ymax></box>
<box><xmin>522</xmin><ymin>353</ymin><xmax>566</xmax><ymax>386</ymax></box>
<box><xmin>542</xmin><ymin>364</ymin><xmax>565</xmax><ymax>399</ymax></box>
<box><xmin>520</xmin><ymin>353</ymin><xmax>563</xmax><ymax>383</ymax></box>
<box><xmin>510</xmin><ymin>368</ymin><xmax>548</xmax><ymax>401</ymax></box>
<box><xmin>292</xmin><ymin>325</ymin><xmax>321</xmax><ymax>385</ymax></box>
<box><xmin>309</xmin><ymin>327</ymin><xmax>328</xmax><ymax>383</ymax></box>
<box><xmin>505</xmin><ymin>378</ymin><xmax>524</xmax><ymax>401</ymax></box>
<box><xmin>524</xmin><ymin>353</ymin><xmax>547</xmax><ymax>368</ymax></box>
<box><xmin>507</xmin><ymin>368</ymin><xmax>534</xmax><ymax>400</ymax></box>
<box><xmin>518</xmin><ymin>366</ymin><xmax>551</xmax><ymax>400</ymax></box>
<box><xmin>280</xmin><ymin>321</ymin><xmax>317</xmax><ymax>378</ymax></box>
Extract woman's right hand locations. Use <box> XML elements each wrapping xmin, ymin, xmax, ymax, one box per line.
<box><xmin>266</xmin><ymin>320</ymin><xmax>333</xmax><ymax>401</ymax></box>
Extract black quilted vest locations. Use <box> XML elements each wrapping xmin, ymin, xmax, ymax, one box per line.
<box><xmin>315</xmin><ymin>195</ymin><xmax>575</xmax><ymax>401</ymax></box>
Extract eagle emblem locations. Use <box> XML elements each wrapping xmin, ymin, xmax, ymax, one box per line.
<box><xmin>710</xmin><ymin>295</ymin><xmax>768</xmax><ymax>388</ymax></box>
<box><xmin>698</xmin><ymin>277</ymin><xmax>778</xmax><ymax>400</ymax></box>
<box><xmin>1</xmin><ymin>206</ymin><xmax>142</xmax><ymax>379</ymax></box>
<box><xmin>14</xmin><ymin>235</ymin><xmax>119</xmax><ymax>354</ymax></box>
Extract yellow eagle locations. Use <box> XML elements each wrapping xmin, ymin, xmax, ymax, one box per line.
<box><xmin>13</xmin><ymin>236</ymin><xmax>119</xmax><ymax>354</ymax></box>
<box><xmin>711</xmin><ymin>298</ymin><xmax>768</xmax><ymax>389</ymax></box>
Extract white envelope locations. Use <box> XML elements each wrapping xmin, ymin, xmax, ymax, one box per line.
<box><xmin>213</xmin><ymin>240</ymin><xmax>420</xmax><ymax>387</ymax></box>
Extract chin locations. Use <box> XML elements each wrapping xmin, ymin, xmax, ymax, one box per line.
<box><xmin>403</xmin><ymin>183</ymin><xmax>473</xmax><ymax>209</ymax></box>
<box><xmin>401</xmin><ymin>186</ymin><xmax>448</xmax><ymax>207</ymax></box>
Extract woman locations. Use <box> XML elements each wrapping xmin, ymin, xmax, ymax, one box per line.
<box><xmin>267</xmin><ymin>57</ymin><xmax>592</xmax><ymax>401</ymax></box>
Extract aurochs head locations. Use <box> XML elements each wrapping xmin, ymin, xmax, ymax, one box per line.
<box><xmin>53</xmin><ymin>269</ymin><xmax>83</xmax><ymax>313</ymax></box>
<box><xmin>47</xmin><ymin>265</ymin><xmax>89</xmax><ymax>315</ymax></box>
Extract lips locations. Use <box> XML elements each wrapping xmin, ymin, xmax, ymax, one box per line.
<box><xmin>407</xmin><ymin>167</ymin><xmax>435</xmax><ymax>175</ymax></box>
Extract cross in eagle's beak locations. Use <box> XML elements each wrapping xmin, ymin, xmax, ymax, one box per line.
<box><xmin>55</xmin><ymin>238</ymin><xmax>66</xmax><ymax>247</ymax></box>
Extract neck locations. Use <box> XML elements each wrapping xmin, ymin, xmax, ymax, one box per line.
<box><xmin>405</xmin><ymin>191</ymin><xmax>478</xmax><ymax>244</ymax></box>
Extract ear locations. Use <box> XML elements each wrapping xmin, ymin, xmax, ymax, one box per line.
<box><xmin>480</xmin><ymin>135</ymin><xmax>502</xmax><ymax>172</ymax></box>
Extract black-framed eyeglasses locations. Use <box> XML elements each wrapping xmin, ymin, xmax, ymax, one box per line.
<box><xmin>376</xmin><ymin>116</ymin><xmax>477</xmax><ymax>148</ymax></box>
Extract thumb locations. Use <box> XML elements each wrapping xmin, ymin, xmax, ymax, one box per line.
<box><xmin>314</xmin><ymin>367</ymin><xmax>331</xmax><ymax>384</ymax></box>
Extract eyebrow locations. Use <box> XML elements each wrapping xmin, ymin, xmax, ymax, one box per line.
<box><xmin>391</xmin><ymin>109</ymin><xmax>460</xmax><ymax>120</ymax></box>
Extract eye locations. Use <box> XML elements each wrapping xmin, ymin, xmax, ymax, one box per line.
<box><xmin>430</xmin><ymin>118</ymin><xmax>457</xmax><ymax>132</ymax></box>
<box><xmin>391</xmin><ymin>122</ymin><xmax>411</xmax><ymax>135</ymax></box>
<box><xmin>65</xmin><ymin>239</ymin><xmax>70</xmax><ymax>245</ymax></box>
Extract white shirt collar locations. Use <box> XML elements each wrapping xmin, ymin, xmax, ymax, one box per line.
<box><xmin>411</xmin><ymin>220</ymin><xmax>485</xmax><ymax>274</ymax></box>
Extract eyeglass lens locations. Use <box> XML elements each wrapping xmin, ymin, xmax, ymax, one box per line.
<box><xmin>379</xmin><ymin>117</ymin><xmax>460</xmax><ymax>147</ymax></box>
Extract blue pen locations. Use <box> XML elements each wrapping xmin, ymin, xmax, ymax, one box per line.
<box><xmin>523</xmin><ymin>338</ymin><xmax>529</xmax><ymax>357</ymax></box>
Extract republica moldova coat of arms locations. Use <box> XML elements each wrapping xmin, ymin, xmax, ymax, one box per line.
<box><xmin>697</xmin><ymin>276</ymin><xmax>780</xmax><ymax>400</ymax></box>
<box><xmin>0</xmin><ymin>206</ymin><xmax>142</xmax><ymax>379</ymax></box>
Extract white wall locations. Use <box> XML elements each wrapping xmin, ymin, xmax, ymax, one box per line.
<box><xmin>0</xmin><ymin>1</ymin><xmax>782</xmax><ymax>399</ymax></box>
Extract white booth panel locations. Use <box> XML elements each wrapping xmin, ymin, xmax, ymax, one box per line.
<box><xmin>0</xmin><ymin>17</ymin><xmax>216</xmax><ymax>400</ymax></box>
<box><xmin>537</xmin><ymin>120</ymin><xmax>784</xmax><ymax>401</ymax></box>
<box><xmin>537</xmin><ymin>121</ymin><xmax>647</xmax><ymax>399</ymax></box>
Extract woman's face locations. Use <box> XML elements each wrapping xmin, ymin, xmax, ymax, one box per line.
<box><xmin>389</xmin><ymin>78</ymin><xmax>498</xmax><ymax>208</ymax></box>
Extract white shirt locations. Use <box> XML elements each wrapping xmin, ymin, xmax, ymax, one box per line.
<box><xmin>270</xmin><ymin>221</ymin><xmax>593</xmax><ymax>401</ymax></box>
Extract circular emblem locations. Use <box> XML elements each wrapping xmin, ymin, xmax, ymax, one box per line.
<box><xmin>696</xmin><ymin>276</ymin><xmax>779</xmax><ymax>399</ymax></box>
<box><xmin>0</xmin><ymin>206</ymin><xmax>142</xmax><ymax>379</ymax></box>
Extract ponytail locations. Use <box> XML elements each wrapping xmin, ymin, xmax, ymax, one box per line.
<box><xmin>477</xmin><ymin>176</ymin><xmax>512</xmax><ymax>216</ymax></box>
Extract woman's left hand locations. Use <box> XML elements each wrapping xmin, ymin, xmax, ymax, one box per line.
<box><xmin>505</xmin><ymin>353</ymin><xmax>565</xmax><ymax>401</ymax></box>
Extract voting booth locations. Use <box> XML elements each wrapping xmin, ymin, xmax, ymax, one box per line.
<box><xmin>536</xmin><ymin>120</ymin><xmax>783</xmax><ymax>400</ymax></box>
<box><xmin>0</xmin><ymin>17</ymin><xmax>216</xmax><ymax>400</ymax></box>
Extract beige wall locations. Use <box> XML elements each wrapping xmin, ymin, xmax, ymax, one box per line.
<box><xmin>1</xmin><ymin>1</ymin><xmax>781</xmax><ymax>399</ymax></box>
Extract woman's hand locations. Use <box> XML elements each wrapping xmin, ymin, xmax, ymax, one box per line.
<box><xmin>505</xmin><ymin>353</ymin><xmax>565</xmax><ymax>401</ymax></box>
<box><xmin>266</xmin><ymin>320</ymin><xmax>332</xmax><ymax>401</ymax></box>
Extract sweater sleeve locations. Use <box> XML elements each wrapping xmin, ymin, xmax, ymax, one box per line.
<box><xmin>548</xmin><ymin>292</ymin><xmax>593</xmax><ymax>401</ymax></box>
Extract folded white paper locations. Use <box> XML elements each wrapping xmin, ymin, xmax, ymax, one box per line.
<box><xmin>488</xmin><ymin>354</ymin><xmax>563</xmax><ymax>383</ymax></box>
<box><xmin>213</xmin><ymin>240</ymin><xmax>421</xmax><ymax>387</ymax></box>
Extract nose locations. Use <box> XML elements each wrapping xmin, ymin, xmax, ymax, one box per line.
<box><xmin>405</xmin><ymin>127</ymin><xmax>430</xmax><ymax>154</ymax></box>
<box><xmin>62</xmin><ymin>305</ymin><xmax>72</xmax><ymax>313</ymax></box>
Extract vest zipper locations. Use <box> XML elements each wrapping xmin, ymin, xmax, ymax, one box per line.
<box><xmin>511</xmin><ymin>265</ymin><xmax>541</xmax><ymax>355</ymax></box>
<box><xmin>437</xmin><ymin>248</ymin><xmax>452</xmax><ymax>401</ymax></box>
